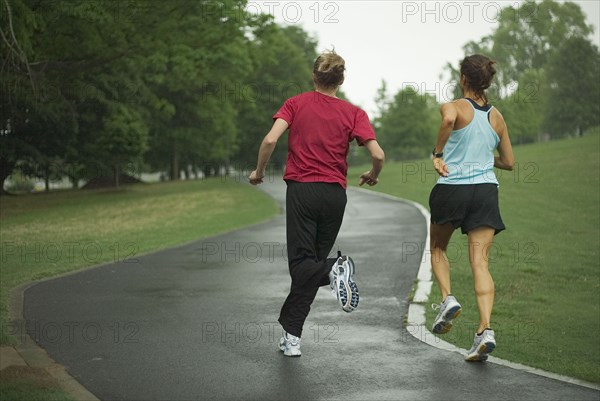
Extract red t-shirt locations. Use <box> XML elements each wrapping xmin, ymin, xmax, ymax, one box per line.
<box><xmin>273</xmin><ymin>91</ymin><xmax>376</xmax><ymax>189</ymax></box>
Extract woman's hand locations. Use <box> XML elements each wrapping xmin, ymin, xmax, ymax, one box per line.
<box><xmin>359</xmin><ymin>171</ymin><xmax>379</xmax><ymax>186</ymax></box>
<box><xmin>433</xmin><ymin>158</ymin><xmax>449</xmax><ymax>177</ymax></box>
<box><xmin>249</xmin><ymin>119</ymin><xmax>289</xmax><ymax>186</ymax></box>
<box><xmin>248</xmin><ymin>170</ymin><xmax>264</xmax><ymax>185</ymax></box>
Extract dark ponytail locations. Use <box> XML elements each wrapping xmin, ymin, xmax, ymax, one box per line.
<box><xmin>460</xmin><ymin>54</ymin><xmax>497</xmax><ymax>105</ymax></box>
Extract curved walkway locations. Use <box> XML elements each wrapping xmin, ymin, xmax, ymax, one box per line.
<box><xmin>20</xmin><ymin>179</ymin><xmax>599</xmax><ymax>400</ymax></box>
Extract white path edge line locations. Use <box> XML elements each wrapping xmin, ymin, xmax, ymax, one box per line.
<box><xmin>350</xmin><ymin>186</ymin><xmax>600</xmax><ymax>391</ymax></box>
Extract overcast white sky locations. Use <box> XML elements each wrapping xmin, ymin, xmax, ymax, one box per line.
<box><xmin>249</xmin><ymin>0</ymin><xmax>600</xmax><ymax>117</ymax></box>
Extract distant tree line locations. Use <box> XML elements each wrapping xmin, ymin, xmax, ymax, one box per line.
<box><xmin>1</xmin><ymin>0</ymin><xmax>598</xmax><ymax>192</ymax></box>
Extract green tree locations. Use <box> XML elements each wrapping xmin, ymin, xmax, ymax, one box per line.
<box><xmin>95</xmin><ymin>104</ymin><xmax>148</xmax><ymax>186</ymax></box>
<box><xmin>493</xmin><ymin>0</ymin><xmax>591</xmax><ymax>85</ymax></box>
<box><xmin>373</xmin><ymin>79</ymin><xmax>390</xmax><ymax>130</ymax></box>
<box><xmin>142</xmin><ymin>0</ymin><xmax>255</xmax><ymax>180</ymax></box>
<box><xmin>544</xmin><ymin>36</ymin><xmax>600</xmax><ymax>137</ymax></box>
<box><xmin>233</xmin><ymin>22</ymin><xmax>316</xmax><ymax>168</ymax></box>
<box><xmin>377</xmin><ymin>88</ymin><xmax>438</xmax><ymax>161</ymax></box>
<box><xmin>1</xmin><ymin>0</ymin><xmax>52</xmax><ymax>194</ymax></box>
<box><xmin>1</xmin><ymin>0</ymin><xmax>156</xmax><ymax>189</ymax></box>
<box><xmin>497</xmin><ymin>68</ymin><xmax>549</xmax><ymax>144</ymax></box>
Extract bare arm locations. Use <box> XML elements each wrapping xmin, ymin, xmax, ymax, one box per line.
<box><xmin>490</xmin><ymin>109</ymin><xmax>515</xmax><ymax>171</ymax></box>
<box><xmin>249</xmin><ymin>118</ymin><xmax>289</xmax><ymax>185</ymax></box>
<box><xmin>432</xmin><ymin>103</ymin><xmax>458</xmax><ymax>177</ymax></box>
<box><xmin>359</xmin><ymin>140</ymin><xmax>385</xmax><ymax>186</ymax></box>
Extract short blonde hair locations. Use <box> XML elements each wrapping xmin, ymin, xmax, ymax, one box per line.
<box><xmin>313</xmin><ymin>49</ymin><xmax>345</xmax><ymax>89</ymax></box>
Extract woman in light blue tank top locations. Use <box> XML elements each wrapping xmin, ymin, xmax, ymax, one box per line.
<box><xmin>436</xmin><ymin>99</ymin><xmax>500</xmax><ymax>185</ymax></box>
<box><xmin>428</xmin><ymin>55</ymin><xmax>515</xmax><ymax>362</ymax></box>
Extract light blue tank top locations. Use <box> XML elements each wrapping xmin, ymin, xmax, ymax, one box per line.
<box><xmin>437</xmin><ymin>99</ymin><xmax>500</xmax><ymax>185</ymax></box>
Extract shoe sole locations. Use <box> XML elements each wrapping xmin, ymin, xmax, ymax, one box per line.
<box><xmin>336</xmin><ymin>257</ymin><xmax>359</xmax><ymax>313</ymax></box>
<box><xmin>432</xmin><ymin>305</ymin><xmax>462</xmax><ymax>334</ymax></box>
<box><xmin>465</xmin><ymin>340</ymin><xmax>495</xmax><ymax>362</ymax></box>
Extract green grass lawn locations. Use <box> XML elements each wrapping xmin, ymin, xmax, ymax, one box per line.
<box><xmin>0</xmin><ymin>366</ymin><xmax>75</xmax><ymax>401</ymax></box>
<box><xmin>349</xmin><ymin>133</ymin><xmax>600</xmax><ymax>383</ymax></box>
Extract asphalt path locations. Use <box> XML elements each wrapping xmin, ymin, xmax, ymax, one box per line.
<box><xmin>23</xmin><ymin>178</ymin><xmax>599</xmax><ymax>400</ymax></box>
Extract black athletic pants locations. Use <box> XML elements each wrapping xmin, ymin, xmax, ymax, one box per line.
<box><xmin>278</xmin><ymin>181</ymin><xmax>347</xmax><ymax>338</ymax></box>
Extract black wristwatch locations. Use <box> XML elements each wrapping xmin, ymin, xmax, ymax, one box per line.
<box><xmin>432</xmin><ymin>148</ymin><xmax>443</xmax><ymax>158</ymax></box>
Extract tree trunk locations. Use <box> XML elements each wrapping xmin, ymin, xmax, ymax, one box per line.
<box><xmin>170</xmin><ymin>141</ymin><xmax>179</xmax><ymax>181</ymax></box>
<box><xmin>203</xmin><ymin>165</ymin><xmax>211</xmax><ymax>178</ymax></box>
<box><xmin>114</xmin><ymin>165</ymin><xmax>120</xmax><ymax>187</ymax></box>
<box><xmin>0</xmin><ymin>157</ymin><xmax>15</xmax><ymax>196</ymax></box>
<box><xmin>69</xmin><ymin>175</ymin><xmax>79</xmax><ymax>189</ymax></box>
<box><xmin>44</xmin><ymin>165</ymin><xmax>50</xmax><ymax>192</ymax></box>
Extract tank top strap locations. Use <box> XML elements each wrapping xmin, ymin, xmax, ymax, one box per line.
<box><xmin>486</xmin><ymin>105</ymin><xmax>494</xmax><ymax>122</ymax></box>
<box><xmin>465</xmin><ymin>98</ymin><xmax>492</xmax><ymax>112</ymax></box>
<box><xmin>464</xmin><ymin>97</ymin><xmax>477</xmax><ymax>110</ymax></box>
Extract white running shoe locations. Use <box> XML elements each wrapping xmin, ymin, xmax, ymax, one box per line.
<box><xmin>278</xmin><ymin>331</ymin><xmax>301</xmax><ymax>357</ymax></box>
<box><xmin>431</xmin><ymin>294</ymin><xmax>462</xmax><ymax>334</ymax></box>
<box><xmin>329</xmin><ymin>252</ymin><xmax>359</xmax><ymax>313</ymax></box>
<box><xmin>465</xmin><ymin>329</ymin><xmax>496</xmax><ymax>362</ymax></box>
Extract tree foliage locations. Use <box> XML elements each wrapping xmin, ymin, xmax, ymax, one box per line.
<box><xmin>233</xmin><ymin>24</ymin><xmax>316</xmax><ymax>168</ymax></box>
<box><xmin>544</xmin><ymin>36</ymin><xmax>600</xmax><ymax>136</ymax></box>
<box><xmin>4</xmin><ymin>0</ymin><xmax>598</xmax><ymax>191</ymax></box>
<box><xmin>377</xmin><ymin>87</ymin><xmax>438</xmax><ymax>161</ymax></box>
<box><xmin>497</xmin><ymin>68</ymin><xmax>549</xmax><ymax>144</ymax></box>
<box><xmin>443</xmin><ymin>0</ymin><xmax>598</xmax><ymax>142</ymax></box>
<box><xmin>0</xmin><ymin>0</ymin><xmax>320</xmax><ymax>191</ymax></box>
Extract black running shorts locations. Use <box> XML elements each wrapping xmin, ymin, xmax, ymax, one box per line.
<box><xmin>429</xmin><ymin>183</ymin><xmax>505</xmax><ymax>235</ymax></box>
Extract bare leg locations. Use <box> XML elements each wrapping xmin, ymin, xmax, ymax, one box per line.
<box><xmin>430</xmin><ymin>223</ymin><xmax>455</xmax><ymax>300</ymax></box>
<box><xmin>467</xmin><ymin>226</ymin><xmax>496</xmax><ymax>333</ymax></box>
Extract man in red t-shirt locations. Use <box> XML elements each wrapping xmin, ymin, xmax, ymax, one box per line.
<box><xmin>249</xmin><ymin>50</ymin><xmax>385</xmax><ymax>357</ymax></box>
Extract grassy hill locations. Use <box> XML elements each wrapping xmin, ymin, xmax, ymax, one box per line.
<box><xmin>349</xmin><ymin>133</ymin><xmax>600</xmax><ymax>383</ymax></box>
